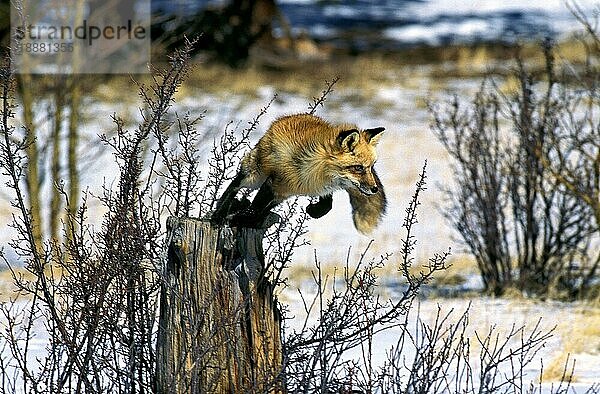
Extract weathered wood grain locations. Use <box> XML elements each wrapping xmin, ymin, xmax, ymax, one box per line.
<box><xmin>156</xmin><ymin>217</ymin><xmax>282</xmax><ymax>393</ymax></box>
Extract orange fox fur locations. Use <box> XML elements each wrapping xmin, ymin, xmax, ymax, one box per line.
<box><xmin>212</xmin><ymin>113</ymin><xmax>386</xmax><ymax>234</ymax></box>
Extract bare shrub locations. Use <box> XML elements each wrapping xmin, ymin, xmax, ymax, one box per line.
<box><xmin>430</xmin><ymin>40</ymin><xmax>599</xmax><ymax>297</ymax></box>
<box><xmin>430</xmin><ymin>89</ymin><xmax>511</xmax><ymax>295</ymax></box>
<box><xmin>0</xmin><ymin>38</ymin><xmax>199</xmax><ymax>392</ymax></box>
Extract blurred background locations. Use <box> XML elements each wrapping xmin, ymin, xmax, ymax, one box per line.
<box><xmin>151</xmin><ymin>0</ymin><xmax>590</xmax><ymax>63</ymax></box>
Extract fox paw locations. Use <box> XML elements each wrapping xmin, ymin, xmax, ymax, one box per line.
<box><xmin>211</xmin><ymin>197</ymin><xmax>251</xmax><ymax>225</ymax></box>
<box><xmin>229</xmin><ymin>197</ymin><xmax>251</xmax><ymax>213</ymax></box>
<box><xmin>306</xmin><ymin>195</ymin><xmax>333</xmax><ymax>219</ymax></box>
<box><xmin>229</xmin><ymin>210</ymin><xmax>280</xmax><ymax>229</ymax></box>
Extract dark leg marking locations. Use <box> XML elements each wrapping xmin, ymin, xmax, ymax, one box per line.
<box><xmin>228</xmin><ymin>196</ymin><xmax>251</xmax><ymax>214</ymax></box>
<box><xmin>230</xmin><ymin>179</ymin><xmax>279</xmax><ymax>228</ymax></box>
<box><xmin>306</xmin><ymin>194</ymin><xmax>333</xmax><ymax>219</ymax></box>
<box><xmin>211</xmin><ymin>172</ymin><xmax>245</xmax><ymax>224</ymax></box>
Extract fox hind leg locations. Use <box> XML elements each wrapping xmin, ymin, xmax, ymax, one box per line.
<box><xmin>211</xmin><ymin>171</ymin><xmax>246</xmax><ymax>224</ymax></box>
<box><xmin>306</xmin><ymin>194</ymin><xmax>333</xmax><ymax>219</ymax></box>
<box><xmin>230</xmin><ymin>178</ymin><xmax>280</xmax><ymax>228</ymax></box>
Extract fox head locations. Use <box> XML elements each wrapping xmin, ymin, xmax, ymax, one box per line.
<box><xmin>334</xmin><ymin>126</ymin><xmax>385</xmax><ymax>195</ymax></box>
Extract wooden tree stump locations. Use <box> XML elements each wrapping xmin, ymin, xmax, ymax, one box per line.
<box><xmin>156</xmin><ymin>217</ymin><xmax>283</xmax><ymax>393</ymax></box>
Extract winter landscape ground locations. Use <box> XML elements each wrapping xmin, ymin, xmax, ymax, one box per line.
<box><xmin>1</xmin><ymin>53</ymin><xmax>599</xmax><ymax>389</ymax></box>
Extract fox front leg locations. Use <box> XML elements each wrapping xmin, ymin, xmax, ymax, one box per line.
<box><xmin>306</xmin><ymin>194</ymin><xmax>333</xmax><ymax>219</ymax></box>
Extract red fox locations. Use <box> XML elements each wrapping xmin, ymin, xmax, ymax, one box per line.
<box><xmin>212</xmin><ymin>113</ymin><xmax>386</xmax><ymax>234</ymax></box>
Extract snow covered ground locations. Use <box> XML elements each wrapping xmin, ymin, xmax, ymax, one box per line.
<box><xmin>280</xmin><ymin>288</ymin><xmax>600</xmax><ymax>391</ymax></box>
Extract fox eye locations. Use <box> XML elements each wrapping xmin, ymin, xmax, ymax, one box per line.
<box><xmin>349</xmin><ymin>165</ymin><xmax>365</xmax><ymax>173</ymax></box>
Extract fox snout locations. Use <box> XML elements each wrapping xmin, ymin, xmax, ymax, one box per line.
<box><xmin>356</xmin><ymin>171</ymin><xmax>380</xmax><ymax>195</ymax></box>
<box><xmin>358</xmin><ymin>183</ymin><xmax>379</xmax><ymax>195</ymax></box>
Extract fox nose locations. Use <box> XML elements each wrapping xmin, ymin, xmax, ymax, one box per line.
<box><xmin>370</xmin><ymin>186</ymin><xmax>379</xmax><ymax>194</ymax></box>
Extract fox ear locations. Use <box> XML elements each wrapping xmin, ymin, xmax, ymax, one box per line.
<box><xmin>338</xmin><ymin>129</ymin><xmax>360</xmax><ymax>152</ymax></box>
<box><xmin>364</xmin><ymin>127</ymin><xmax>385</xmax><ymax>145</ymax></box>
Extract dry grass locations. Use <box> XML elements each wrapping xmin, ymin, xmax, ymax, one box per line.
<box><xmin>0</xmin><ymin>264</ymin><xmax>71</xmax><ymax>302</ymax></box>
<box><xmin>0</xmin><ymin>267</ymin><xmax>36</xmax><ymax>302</ymax></box>
<box><xmin>406</xmin><ymin>254</ymin><xmax>477</xmax><ymax>290</ymax></box>
<box><xmin>179</xmin><ymin>54</ymin><xmax>416</xmax><ymax>100</ymax></box>
<box><xmin>95</xmin><ymin>41</ymin><xmax>531</xmax><ymax>99</ymax></box>
<box><xmin>284</xmin><ymin>253</ymin><xmax>478</xmax><ymax>298</ymax></box>
<box><xmin>286</xmin><ymin>263</ymin><xmax>320</xmax><ymax>285</ymax></box>
<box><xmin>13</xmin><ymin>35</ymin><xmax>588</xmax><ymax>110</ymax></box>
<box><xmin>542</xmin><ymin>306</ymin><xmax>600</xmax><ymax>382</ymax></box>
<box><xmin>542</xmin><ymin>352</ymin><xmax>578</xmax><ymax>383</ymax></box>
<box><xmin>286</xmin><ymin>261</ymin><xmax>372</xmax><ymax>286</ymax></box>
<box><xmin>178</xmin><ymin>45</ymin><xmax>489</xmax><ymax>96</ymax></box>
<box><xmin>281</xmin><ymin>261</ymin><xmax>380</xmax><ymax>303</ymax></box>
<box><xmin>444</xmin><ymin>254</ymin><xmax>478</xmax><ymax>275</ymax></box>
<box><xmin>558</xmin><ymin>308</ymin><xmax>600</xmax><ymax>354</ymax></box>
